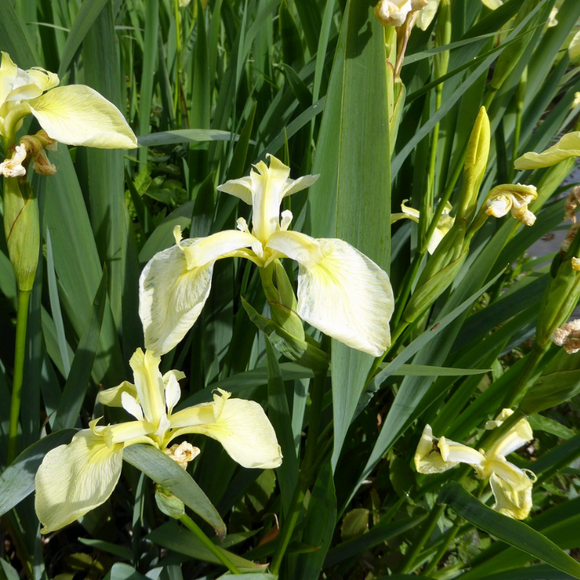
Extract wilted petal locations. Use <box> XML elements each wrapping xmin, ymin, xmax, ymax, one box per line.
<box><xmin>414</xmin><ymin>424</ymin><xmax>458</xmax><ymax>474</ymax></box>
<box><xmin>374</xmin><ymin>0</ymin><xmax>413</xmax><ymax>27</ymax></box>
<box><xmin>486</xmin><ymin>195</ymin><xmax>512</xmax><ymax>218</ymax></box>
<box><xmin>139</xmin><ymin>241</ymin><xmax>214</xmax><ymax>355</ymax></box>
<box><xmin>0</xmin><ymin>143</ymin><xmax>27</xmax><ymax>177</ymax></box>
<box><xmin>35</xmin><ymin>430</ymin><xmax>124</xmax><ymax>533</ymax></box>
<box><xmin>28</xmin><ymin>85</ymin><xmax>137</xmax><ymax>149</ymax></box>
<box><xmin>169</xmin><ymin>389</ymin><xmax>282</xmax><ymax>469</ymax></box>
<box><xmin>514</xmin><ymin>132</ymin><xmax>580</xmax><ymax>170</ymax></box>
<box><xmin>489</xmin><ymin>471</ymin><xmax>533</xmax><ymax>520</ymax></box>
<box><xmin>268</xmin><ymin>231</ymin><xmax>394</xmax><ymax>356</ymax></box>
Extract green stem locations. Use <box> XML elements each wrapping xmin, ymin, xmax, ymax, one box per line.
<box><xmin>503</xmin><ymin>342</ymin><xmax>548</xmax><ymax>409</ymax></box>
<box><xmin>422</xmin><ymin>519</ymin><xmax>460</xmax><ymax>577</ymax></box>
<box><xmin>179</xmin><ymin>514</ymin><xmax>241</xmax><ymax>575</ymax></box>
<box><xmin>270</xmin><ymin>481</ymin><xmax>306</xmax><ymax>576</ymax></box>
<box><xmin>7</xmin><ymin>289</ymin><xmax>30</xmax><ymax>464</ymax></box>
<box><xmin>399</xmin><ymin>504</ymin><xmax>445</xmax><ymax>574</ymax></box>
<box><xmin>421</xmin><ymin>86</ymin><xmax>443</xmax><ymax>249</ymax></box>
<box><xmin>270</xmin><ymin>370</ymin><xmax>327</xmax><ymax>574</ymax></box>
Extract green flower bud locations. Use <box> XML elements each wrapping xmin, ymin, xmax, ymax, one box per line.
<box><xmin>457</xmin><ymin>107</ymin><xmax>490</xmax><ymax>222</ymax></box>
<box><xmin>3</xmin><ymin>178</ymin><xmax>39</xmax><ymax>292</ymax></box>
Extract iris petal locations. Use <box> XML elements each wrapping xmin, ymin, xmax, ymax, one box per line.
<box><xmin>268</xmin><ymin>231</ymin><xmax>394</xmax><ymax>356</ymax></box>
<box><xmin>28</xmin><ymin>85</ymin><xmax>137</xmax><ymax>149</ymax></box>
<box><xmin>169</xmin><ymin>390</ymin><xmax>282</xmax><ymax>469</ymax></box>
<box><xmin>139</xmin><ymin>241</ymin><xmax>215</xmax><ymax>355</ymax></box>
<box><xmin>35</xmin><ymin>430</ymin><xmax>123</xmax><ymax>533</ymax></box>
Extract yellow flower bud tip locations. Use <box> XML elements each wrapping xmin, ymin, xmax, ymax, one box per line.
<box><xmin>374</xmin><ymin>0</ymin><xmax>413</xmax><ymax>27</ymax></box>
<box><xmin>573</xmin><ymin>257</ymin><xmax>580</xmax><ymax>271</ymax></box>
<box><xmin>164</xmin><ymin>441</ymin><xmax>200</xmax><ymax>469</ymax></box>
<box><xmin>0</xmin><ymin>144</ymin><xmax>27</xmax><ymax>177</ymax></box>
<box><xmin>552</xmin><ymin>319</ymin><xmax>580</xmax><ymax>353</ymax></box>
<box><xmin>547</xmin><ymin>7</ymin><xmax>558</xmax><ymax>27</ymax></box>
<box><xmin>573</xmin><ymin>93</ymin><xmax>580</xmax><ymax>109</ymax></box>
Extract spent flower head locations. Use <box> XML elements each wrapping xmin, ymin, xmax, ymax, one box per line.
<box><xmin>485</xmin><ymin>184</ymin><xmax>538</xmax><ymax>226</ymax></box>
<box><xmin>551</xmin><ymin>319</ymin><xmax>580</xmax><ymax>354</ymax></box>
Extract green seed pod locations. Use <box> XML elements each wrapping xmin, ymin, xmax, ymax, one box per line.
<box><xmin>155</xmin><ymin>486</ymin><xmax>186</xmax><ymax>519</ymax></box>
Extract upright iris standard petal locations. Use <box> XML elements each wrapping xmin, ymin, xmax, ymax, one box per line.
<box><xmin>169</xmin><ymin>390</ymin><xmax>283</xmax><ymax>469</ymax></box>
<box><xmin>28</xmin><ymin>85</ymin><xmax>137</xmax><ymax>149</ymax></box>
<box><xmin>129</xmin><ymin>349</ymin><xmax>166</xmax><ymax>428</ymax></box>
<box><xmin>139</xmin><ymin>231</ymin><xmax>255</xmax><ymax>355</ymax></box>
<box><xmin>35</xmin><ymin>431</ymin><xmax>124</xmax><ymax>533</ymax></box>
<box><xmin>217</xmin><ymin>154</ymin><xmax>319</xmax><ymax>243</ymax></box>
<box><xmin>267</xmin><ymin>231</ymin><xmax>394</xmax><ymax>357</ymax></box>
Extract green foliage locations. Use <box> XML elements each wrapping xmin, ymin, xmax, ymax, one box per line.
<box><xmin>2</xmin><ymin>0</ymin><xmax>580</xmax><ymax>578</ymax></box>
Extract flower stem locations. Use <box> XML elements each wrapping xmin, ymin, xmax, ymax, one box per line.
<box><xmin>269</xmin><ymin>481</ymin><xmax>306</xmax><ymax>576</ymax></box>
<box><xmin>7</xmin><ymin>289</ymin><xmax>31</xmax><ymax>464</ymax></box>
<box><xmin>270</xmin><ymin>370</ymin><xmax>327</xmax><ymax>575</ymax></box>
<box><xmin>422</xmin><ymin>517</ymin><xmax>461</xmax><ymax>577</ymax></box>
<box><xmin>399</xmin><ymin>503</ymin><xmax>445</xmax><ymax>574</ymax></box>
<box><xmin>179</xmin><ymin>513</ymin><xmax>241</xmax><ymax>575</ymax></box>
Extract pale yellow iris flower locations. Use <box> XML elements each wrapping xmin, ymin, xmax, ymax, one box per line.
<box><xmin>390</xmin><ymin>200</ymin><xmax>454</xmax><ymax>254</ymax></box>
<box><xmin>139</xmin><ymin>154</ymin><xmax>394</xmax><ymax>357</ymax></box>
<box><xmin>415</xmin><ymin>409</ymin><xmax>535</xmax><ymax>519</ymax></box>
<box><xmin>515</xmin><ymin>131</ymin><xmax>580</xmax><ymax>170</ymax></box>
<box><xmin>35</xmin><ymin>348</ymin><xmax>282</xmax><ymax>533</ymax></box>
<box><xmin>0</xmin><ymin>52</ymin><xmax>136</xmax><ymax>152</ymax></box>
